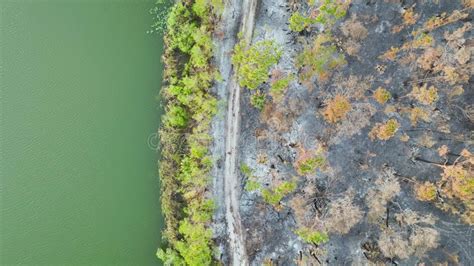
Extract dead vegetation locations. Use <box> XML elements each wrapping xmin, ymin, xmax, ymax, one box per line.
<box><xmin>329</xmin><ymin>102</ymin><xmax>376</xmax><ymax>145</ymax></box>
<box><xmin>405</xmin><ymin>107</ymin><xmax>430</xmax><ymax>126</ymax></box>
<box><xmin>260</xmin><ymin>101</ymin><xmax>301</xmax><ymax>132</ymax></box>
<box><xmin>438</xmin><ymin>149</ymin><xmax>474</xmax><ymax>224</ymax></box>
<box><xmin>411</xmin><ymin>147</ymin><xmax>474</xmax><ymax>224</ymax></box>
<box><xmin>366</xmin><ymin>168</ymin><xmax>400</xmax><ymax>222</ymax></box>
<box><xmin>340</xmin><ymin>15</ymin><xmax>368</xmax><ymax>57</ymax></box>
<box><xmin>324</xmin><ymin>190</ymin><xmax>363</xmax><ymax>234</ymax></box>
<box><xmin>378</xmin><ymin>229</ymin><xmax>412</xmax><ymax>259</ymax></box>
<box><xmin>378</xmin><ymin>223</ymin><xmax>439</xmax><ymax>260</ymax></box>
<box><xmin>378</xmin><ymin>210</ymin><xmax>439</xmax><ymax>260</ymax></box>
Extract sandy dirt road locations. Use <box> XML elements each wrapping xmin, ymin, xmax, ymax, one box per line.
<box><xmin>222</xmin><ymin>0</ymin><xmax>258</xmax><ymax>264</ymax></box>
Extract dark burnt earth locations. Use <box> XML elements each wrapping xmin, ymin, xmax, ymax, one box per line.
<box><xmin>226</xmin><ymin>0</ymin><xmax>473</xmax><ymax>264</ymax></box>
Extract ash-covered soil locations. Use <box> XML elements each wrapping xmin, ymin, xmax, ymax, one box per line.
<box><xmin>235</xmin><ymin>0</ymin><xmax>473</xmax><ymax>265</ymax></box>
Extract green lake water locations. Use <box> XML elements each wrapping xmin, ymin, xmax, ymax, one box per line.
<box><xmin>1</xmin><ymin>1</ymin><xmax>164</xmax><ymax>265</ymax></box>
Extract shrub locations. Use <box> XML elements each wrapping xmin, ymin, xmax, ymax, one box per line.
<box><xmin>295</xmin><ymin>228</ymin><xmax>329</xmax><ymax>245</ymax></box>
<box><xmin>296</xmin><ymin>34</ymin><xmax>346</xmax><ymax>82</ymax></box>
<box><xmin>156</xmin><ymin>248</ymin><xmax>184</xmax><ymax>266</ymax></box>
<box><xmin>380</xmin><ymin>47</ymin><xmax>400</xmax><ymax>61</ymax></box>
<box><xmin>314</xmin><ymin>0</ymin><xmax>351</xmax><ymax>25</ymax></box>
<box><xmin>296</xmin><ymin>156</ymin><xmax>326</xmax><ymax>175</ymax></box>
<box><xmin>409</xmin><ymin>227</ymin><xmax>439</xmax><ymax>257</ymax></box>
<box><xmin>440</xmin><ymin>150</ymin><xmax>474</xmax><ymax>202</ymax></box>
<box><xmin>378</xmin><ymin>229</ymin><xmax>412</xmax><ymax>259</ymax></box>
<box><xmin>395</xmin><ymin>210</ymin><xmax>436</xmax><ymax>226</ymax></box>
<box><xmin>325</xmin><ymin>193</ymin><xmax>363</xmax><ymax>234</ymax></box>
<box><xmin>421</xmin><ymin>10</ymin><xmax>469</xmax><ymax>32</ymax></box>
<box><xmin>438</xmin><ymin>145</ymin><xmax>449</xmax><ymax>157</ymax></box>
<box><xmin>191</xmin><ymin>0</ymin><xmax>224</xmax><ymax>21</ymax></box>
<box><xmin>250</xmin><ymin>91</ymin><xmax>266</xmax><ymax>110</ymax></box>
<box><xmin>241</xmin><ymin>164</ymin><xmax>262</xmax><ymax>191</ymax></box>
<box><xmin>192</xmin><ymin>0</ymin><xmax>209</xmax><ymax>18</ymax></box>
<box><xmin>270</xmin><ymin>74</ymin><xmax>293</xmax><ymax>101</ymax></box>
<box><xmin>184</xmin><ymin>199</ymin><xmax>215</xmax><ymax>223</ymax></box>
<box><xmin>415</xmin><ymin>181</ymin><xmax>437</xmax><ymax>201</ymax></box>
<box><xmin>374</xmin><ymin>87</ymin><xmax>391</xmax><ymax>104</ymax></box>
<box><xmin>292</xmin><ymin>0</ymin><xmax>350</xmax><ymax>31</ymax></box>
<box><xmin>289</xmin><ymin>12</ymin><xmax>317</xmax><ymax>32</ymax></box>
<box><xmin>232</xmin><ymin>40</ymin><xmax>282</xmax><ymax>90</ymax></box>
<box><xmin>170</xmin><ymin>20</ymin><xmax>198</xmax><ymax>53</ymax></box>
<box><xmin>366</xmin><ymin>171</ymin><xmax>401</xmax><ymax>221</ymax></box>
<box><xmin>409</xmin><ymin>107</ymin><xmax>430</xmax><ymax>126</ymax></box>
<box><xmin>246</xmin><ymin>180</ymin><xmax>261</xmax><ymax>192</ymax></box>
<box><xmin>385</xmin><ymin>211</ymin><xmax>440</xmax><ymax>259</ymax></box>
<box><xmin>416</xmin><ymin>47</ymin><xmax>442</xmax><ymax>70</ymax></box>
<box><xmin>380</xmin><ymin>212</ymin><xmax>440</xmax><ymax>259</ymax></box>
<box><xmin>323</xmin><ymin>94</ymin><xmax>351</xmax><ymax>123</ymax></box>
<box><xmin>410</xmin><ymin>84</ymin><xmax>439</xmax><ymax>105</ymax></box>
<box><xmin>369</xmin><ymin>119</ymin><xmax>399</xmax><ymax>141</ymax></box>
<box><xmin>411</xmin><ymin>33</ymin><xmax>434</xmax><ymax>49</ymax></box>
<box><xmin>240</xmin><ymin>163</ymin><xmax>252</xmax><ymax>176</ymax></box>
<box><xmin>341</xmin><ymin>17</ymin><xmax>368</xmax><ymax>41</ymax></box>
<box><xmin>402</xmin><ymin>8</ymin><xmax>419</xmax><ymax>26</ymax></box>
<box><xmin>262</xmin><ymin>181</ymin><xmax>297</xmax><ymax>206</ymax></box>
<box><xmin>294</xmin><ymin>147</ymin><xmax>326</xmax><ymax>176</ymax></box>
<box><xmin>166</xmin><ymin>105</ymin><xmax>189</xmax><ymax>128</ymax></box>
<box><xmin>210</xmin><ymin>0</ymin><xmax>224</xmax><ymax>14</ymax></box>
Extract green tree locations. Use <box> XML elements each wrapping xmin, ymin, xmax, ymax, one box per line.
<box><xmin>166</xmin><ymin>105</ymin><xmax>189</xmax><ymax>128</ymax></box>
<box><xmin>232</xmin><ymin>40</ymin><xmax>282</xmax><ymax>90</ymax></box>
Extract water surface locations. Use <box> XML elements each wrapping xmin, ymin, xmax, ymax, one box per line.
<box><xmin>1</xmin><ymin>1</ymin><xmax>163</xmax><ymax>265</ymax></box>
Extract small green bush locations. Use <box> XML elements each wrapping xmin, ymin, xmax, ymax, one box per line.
<box><xmin>369</xmin><ymin>118</ymin><xmax>400</xmax><ymax>141</ymax></box>
<box><xmin>262</xmin><ymin>181</ymin><xmax>297</xmax><ymax>206</ymax></box>
<box><xmin>295</xmin><ymin>227</ymin><xmax>329</xmax><ymax>245</ymax></box>
<box><xmin>296</xmin><ymin>156</ymin><xmax>326</xmax><ymax>175</ymax></box>
<box><xmin>270</xmin><ymin>74</ymin><xmax>294</xmax><ymax>101</ymax></box>
<box><xmin>241</xmin><ymin>164</ymin><xmax>262</xmax><ymax>191</ymax></box>
<box><xmin>240</xmin><ymin>163</ymin><xmax>252</xmax><ymax>176</ymax></box>
<box><xmin>246</xmin><ymin>180</ymin><xmax>262</xmax><ymax>192</ymax></box>
<box><xmin>289</xmin><ymin>12</ymin><xmax>317</xmax><ymax>32</ymax></box>
<box><xmin>232</xmin><ymin>40</ymin><xmax>282</xmax><ymax>90</ymax></box>
<box><xmin>250</xmin><ymin>91</ymin><xmax>266</xmax><ymax>110</ymax></box>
